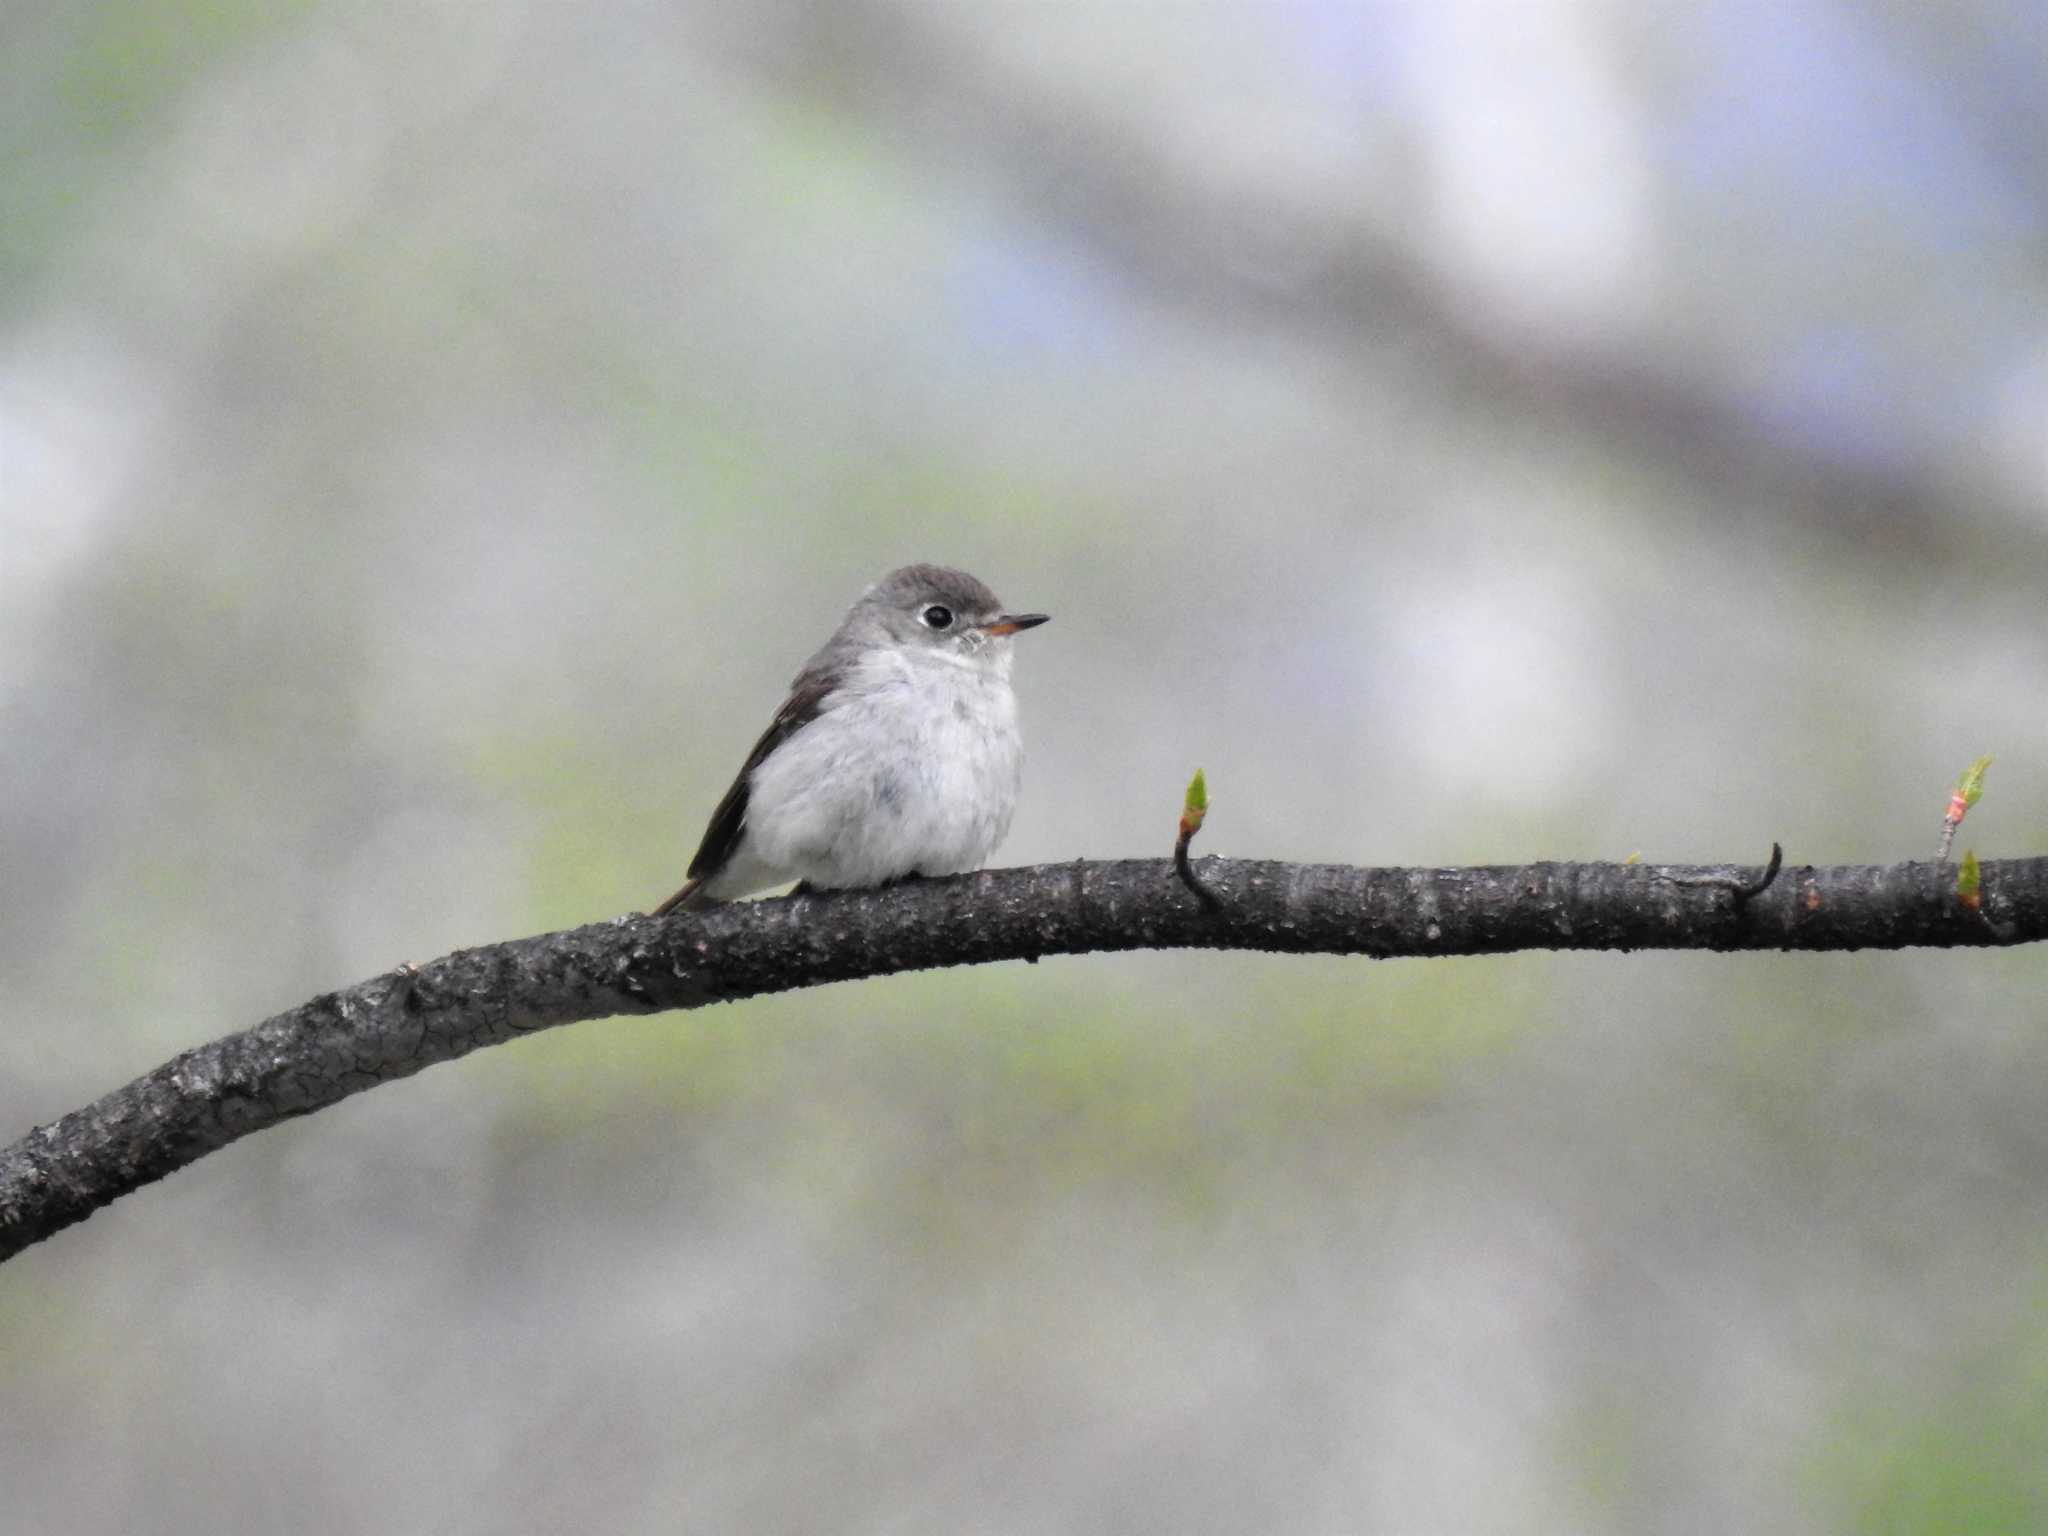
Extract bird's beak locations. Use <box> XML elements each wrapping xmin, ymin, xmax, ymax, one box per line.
<box><xmin>980</xmin><ymin>613</ymin><xmax>1050</xmax><ymax>637</ymax></box>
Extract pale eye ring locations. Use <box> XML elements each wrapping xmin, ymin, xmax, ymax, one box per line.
<box><xmin>921</xmin><ymin>604</ymin><xmax>955</xmax><ymax>630</ymax></box>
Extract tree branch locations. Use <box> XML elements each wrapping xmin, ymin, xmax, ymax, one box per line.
<box><xmin>716</xmin><ymin>2</ymin><xmax>2046</xmax><ymax>550</ymax></box>
<box><xmin>6</xmin><ymin>853</ymin><xmax>2045</xmax><ymax>1264</ymax></box>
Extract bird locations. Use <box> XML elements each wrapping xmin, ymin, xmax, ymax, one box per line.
<box><xmin>651</xmin><ymin>564</ymin><xmax>1049</xmax><ymax>915</ymax></box>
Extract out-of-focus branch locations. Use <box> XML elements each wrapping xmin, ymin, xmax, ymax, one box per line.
<box><xmin>720</xmin><ymin>1</ymin><xmax>2038</xmax><ymax>548</ymax></box>
<box><xmin>4</xmin><ymin>852</ymin><xmax>2047</xmax><ymax>1265</ymax></box>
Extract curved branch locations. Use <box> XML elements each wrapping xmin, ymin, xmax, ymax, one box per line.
<box><xmin>722</xmin><ymin>2</ymin><xmax>2044</xmax><ymax>550</ymax></box>
<box><xmin>6</xmin><ymin>853</ymin><xmax>2046</xmax><ymax>1264</ymax></box>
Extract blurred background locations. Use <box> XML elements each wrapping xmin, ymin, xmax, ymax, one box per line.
<box><xmin>6</xmin><ymin>2</ymin><xmax>2048</xmax><ymax>1530</ymax></box>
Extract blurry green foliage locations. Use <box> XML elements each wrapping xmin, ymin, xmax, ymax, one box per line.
<box><xmin>62</xmin><ymin>0</ymin><xmax>314</xmax><ymax>137</ymax></box>
<box><xmin>1818</xmin><ymin>1288</ymin><xmax>2048</xmax><ymax>1532</ymax></box>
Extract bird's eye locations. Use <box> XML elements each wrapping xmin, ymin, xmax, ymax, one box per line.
<box><xmin>921</xmin><ymin>605</ymin><xmax>954</xmax><ymax>630</ymax></box>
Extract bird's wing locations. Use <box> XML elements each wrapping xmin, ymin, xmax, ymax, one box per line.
<box><xmin>684</xmin><ymin>672</ymin><xmax>835</xmax><ymax>882</ymax></box>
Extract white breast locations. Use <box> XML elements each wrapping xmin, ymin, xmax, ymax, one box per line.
<box><xmin>735</xmin><ymin>645</ymin><xmax>1025</xmax><ymax>892</ymax></box>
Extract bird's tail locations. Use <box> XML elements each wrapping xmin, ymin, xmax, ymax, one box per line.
<box><xmin>650</xmin><ymin>877</ymin><xmax>716</xmax><ymax>916</ymax></box>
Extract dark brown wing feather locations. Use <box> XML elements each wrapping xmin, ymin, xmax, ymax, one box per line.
<box><xmin>684</xmin><ymin>680</ymin><xmax>830</xmax><ymax>880</ymax></box>
<box><xmin>650</xmin><ymin>674</ymin><xmax>834</xmax><ymax>915</ymax></box>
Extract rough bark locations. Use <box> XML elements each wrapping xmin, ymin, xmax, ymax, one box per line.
<box><xmin>4</xmin><ymin>853</ymin><xmax>2044</xmax><ymax>1264</ymax></box>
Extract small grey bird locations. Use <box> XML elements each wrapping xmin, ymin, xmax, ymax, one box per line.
<box><xmin>652</xmin><ymin>565</ymin><xmax>1049</xmax><ymax>914</ymax></box>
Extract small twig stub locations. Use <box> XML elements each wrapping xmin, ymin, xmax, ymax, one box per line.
<box><xmin>1939</xmin><ymin>756</ymin><xmax>1992</xmax><ymax>862</ymax></box>
<box><xmin>1732</xmin><ymin>842</ymin><xmax>1784</xmax><ymax>902</ymax></box>
<box><xmin>1957</xmin><ymin>850</ymin><xmax>1984</xmax><ymax>912</ymax></box>
<box><xmin>1657</xmin><ymin>842</ymin><xmax>1783</xmax><ymax>903</ymax></box>
<box><xmin>1173</xmin><ymin>768</ymin><xmax>1222</xmax><ymax>912</ymax></box>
